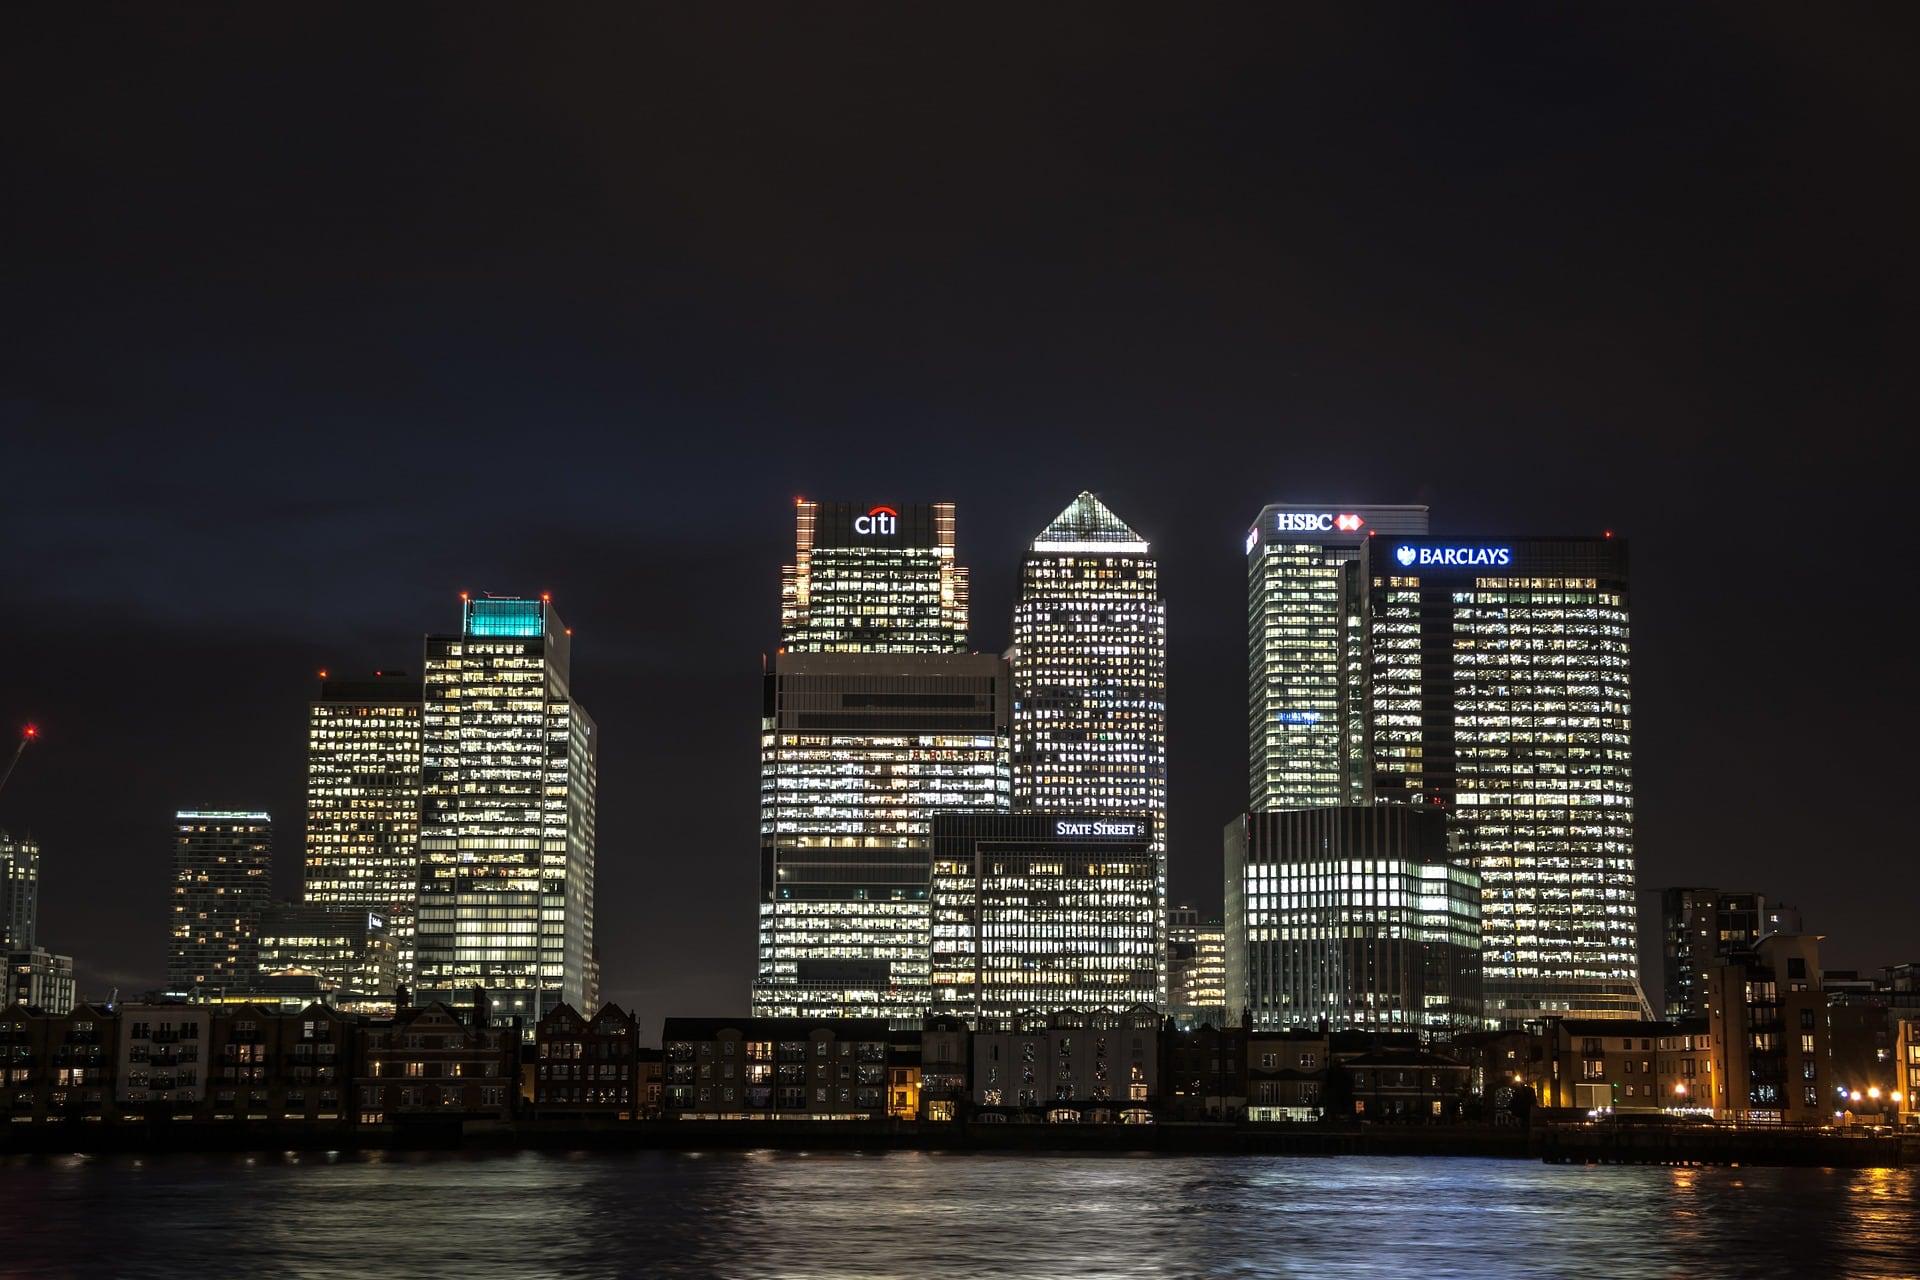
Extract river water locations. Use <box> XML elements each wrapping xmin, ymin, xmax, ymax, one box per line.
<box><xmin>1</xmin><ymin>1150</ymin><xmax>1914</xmax><ymax>1278</ymax></box>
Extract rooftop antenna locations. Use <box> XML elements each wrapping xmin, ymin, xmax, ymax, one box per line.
<box><xmin>0</xmin><ymin>723</ymin><xmax>37</xmax><ymax>801</ymax></box>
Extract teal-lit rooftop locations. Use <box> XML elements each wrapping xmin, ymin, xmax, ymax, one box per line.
<box><xmin>463</xmin><ymin>596</ymin><xmax>553</xmax><ymax>637</ymax></box>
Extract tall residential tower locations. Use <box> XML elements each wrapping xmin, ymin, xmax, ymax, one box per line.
<box><xmin>167</xmin><ymin>810</ymin><xmax>273</xmax><ymax>999</ymax></box>
<box><xmin>415</xmin><ymin>596</ymin><xmax>598</xmax><ymax>1027</ymax></box>
<box><xmin>1</xmin><ymin>830</ymin><xmax>39</xmax><ymax>951</ymax></box>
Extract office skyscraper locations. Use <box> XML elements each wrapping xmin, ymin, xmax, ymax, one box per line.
<box><xmin>302</xmin><ymin>672</ymin><xmax>422</xmax><ymax>986</ymax></box>
<box><xmin>415</xmin><ymin>595</ymin><xmax>598</xmax><ymax>1027</ymax></box>
<box><xmin>930</xmin><ymin>812</ymin><xmax>1158</xmax><ymax>1025</ymax></box>
<box><xmin>756</xmin><ymin>497</ymin><xmax>1009</xmax><ymax>1022</ymax></box>
<box><xmin>1225</xmin><ymin>807</ymin><xmax>1482</xmax><ymax>1032</ymax></box>
<box><xmin>1011</xmin><ymin>492</ymin><xmax>1168</xmax><ymax>997</ymax></box>
<box><xmin>1362</xmin><ymin>535</ymin><xmax>1640</xmax><ymax>1022</ymax></box>
<box><xmin>1245</xmin><ymin>504</ymin><xmax>1430</xmax><ymax>810</ymax></box>
<box><xmin>782</xmin><ymin>500</ymin><xmax>969</xmax><ymax>653</ymax></box>
<box><xmin>167</xmin><ymin>810</ymin><xmax>272</xmax><ymax>999</ymax></box>
<box><xmin>754</xmin><ymin>651</ymin><xmax>1011</xmax><ymax>1021</ymax></box>
<box><xmin>1</xmin><ymin>830</ymin><xmax>39</xmax><ymax>951</ymax></box>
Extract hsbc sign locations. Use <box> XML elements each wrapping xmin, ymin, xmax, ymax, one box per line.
<box><xmin>1273</xmin><ymin>512</ymin><xmax>1365</xmax><ymax>534</ymax></box>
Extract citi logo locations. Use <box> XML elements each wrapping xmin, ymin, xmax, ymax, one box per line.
<box><xmin>854</xmin><ymin>505</ymin><xmax>899</xmax><ymax>535</ymax></box>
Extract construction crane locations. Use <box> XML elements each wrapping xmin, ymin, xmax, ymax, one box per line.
<box><xmin>0</xmin><ymin>723</ymin><xmax>37</xmax><ymax>800</ymax></box>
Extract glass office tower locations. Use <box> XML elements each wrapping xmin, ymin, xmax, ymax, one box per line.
<box><xmin>753</xmin><ymin>652</ymin><xmax>1011</xmax><ymax>1022</ymax></box>
<box><xmin>1362</xmin><ymin>535</ymin><xmax>1640</xmax><ymax>1023</ymax></box>
<box><xmin>1010</xmin><ymin>492</ymin><xmax>1169</xmax><ymax>1001</ymax></box>
<box><xmin>302</xmin><ymin>672</ymin><xmax>422</xmax><ymax>987</ymax></box>
<box><xmin>1245</xmin><ymin>504</ymin><xmax>1430</xmax><ymax>811</ymax></box>
<box><xmin>415</xmin><ymin>596</ymin><xmax>597</xmax><ymax>1029</ymax></box>
<box><xmin>1225</xmin><ymin>806</ymin><xmax>1482</xmax><ymax>1032</ymax></box>
<box><xmin>782</xmin><ymin>500</ymin><xmax>969</xmax><ymax>653</ymax></box>
<box><xmin>930</xmin><ymin>812</ymin><xmax>1158</xmax><ymax>1025</ymax></box>
<box><xmin>167</xmin><ymin>811</ymin><xmax>273</xmax><ymax>999</ymax></box>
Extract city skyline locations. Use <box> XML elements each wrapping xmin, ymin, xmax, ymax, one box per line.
<box><xmin>0</xmin><ymin>486</ymin><xmax>1909</xmax><ymax>1025</ymax></box>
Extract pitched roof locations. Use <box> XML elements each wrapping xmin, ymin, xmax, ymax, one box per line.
<box><xmin>1031</xmin><ymin>492</ymin><xmax>1147</xmax><ymax>550</ymax></box>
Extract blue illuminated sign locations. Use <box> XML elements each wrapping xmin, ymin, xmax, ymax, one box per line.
<box><xmin>1275</xmin><ymin>711</ymin><xmax>1320</xmax><ymax>725</ymax></box>
<box><xmin>1391</xmin><ymin>544</ymin><xmax>1513</xmax><ymax>569</ymax></box>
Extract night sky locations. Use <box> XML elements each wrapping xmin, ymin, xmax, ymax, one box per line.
<box><xmin>3</xmin><ymin>6</ymin><xmax>1913</xmax><ymax>1024</ymax></box>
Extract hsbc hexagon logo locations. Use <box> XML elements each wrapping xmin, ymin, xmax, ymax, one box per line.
<box><xmin>1335</xmin><ymin>513</ymin><xmax>1364</xmax><ymax>532</ymax></box>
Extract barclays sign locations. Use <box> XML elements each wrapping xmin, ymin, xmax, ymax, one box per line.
<box><xmin>1392</xmin><ymin>544</ymin><xmax>1513</xmax><ymax>569</ymax></box>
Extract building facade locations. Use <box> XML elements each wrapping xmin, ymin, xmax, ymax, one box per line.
<box><xmin>1245</xmin><ymin>503</ymin><xmax>1430</xmax><ymax>811</ymax></box>
<box><xmin>929</xmin><ymin>812</ymin><xmax>1158</xmax><ymax>1024</ymax></box>
<box><xmin>533</xmin><ymin>1001</ymin><xmax>642</xmax><ymax>1119</ymax></box>
<box><xmin>117</xmin><ymin>1002</ymin><xmax>212</xmax><ymax>1112</ymax></box>
<box><xmin>1246</xmin><ymin>1029</ymin><xmax>1329</xmax><ymax>1121</ymax></box>
<box><xmin>1</xmin><ymin>829</ymin><xmax>40</xmax><ymax>951</ymax></box>
<box><xmin>753</xmin><ymin>652</ymin><xmax>1011</xmax><ymax>1022</ymax></box>
<box><xmin>1226</xmin><ymin>807</ymin><xmax>1482</xmax><ymax>1033</ymax></box>
<box><xmin>1707</xmin><ymin>933</ymin><xmax>1829</xmax><ymax>1124</ymax></box>
<box><xmin>168</xmin><ymin>811</ymin><xmax>273</xmax><ymax>1000</ymax></box>
<box><xmin>1010</xmin><ymin>493</ymin><xmax>1168</xmax><ymax>993</ymax></box>
<box><xmin>781</xmin><ymin>500</ymin><xmax>969</xmax><ymax>653</ymax></box>
<box><xmin>661</xmin><ymin>1017</ymin><xmax>893</xmax><ymax>1119</ymax></box>
<box><xmin>256</xmin><ymin>903</ymin><xmax>397</xmax><ymax>1007</ymax></box>
<box><xmin>1167</xmin><ymin>906</ymin><xmax>1227</xmax><ymax>1030</ymax></box>
<box><xmin>1361</xmin><ymin>535</ymin><xmax>1640</xmax><ymax>1023</ymax></box>
<box><xmin>415</xmin><ymin>596</ymin><xmax>598</xmax><ymax>1028</ymax></box>
<box><xmin>6</xmin><ymin>947</ymin><xmax>75</xmax><ymax>1014</ymax></box>
<box><xmin>1660</xmin><ymin>887</ymin><xmax>1800</xmax><ymax>1019</ymax></box>
<box><xmin>302</xmin><ymin>672</ymin><xmax>423</xmax><ymax>985</ymax></box>
<box><xmin>970</xmin><ymin>1005</ymin><xmax>1158</xmax><ymax>1121</ymax></box>
<box><xmin>356</xmin><ymin>1001</ymin><xmax>517</xmax><ymax>1124</ymax></box>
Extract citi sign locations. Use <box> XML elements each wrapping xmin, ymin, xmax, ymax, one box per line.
<box><xmin>1392</xmin><ymin>544</ymin><xmax>1514</xmax><ymax>568</ymax></box>
<box><xmin>1055</xmin><ymin>820</ymin><xmax>1144</xmax><ymax>838</ymax></box>
<box><xmin>1273</xmin><ymin>512</ymin><xmax>1365</xmax><ymax>533</ymax></box>
<box><xmin>854</xmin><ymin>505</ymin><xmax>899</xmax><ymax>536</ymax></box>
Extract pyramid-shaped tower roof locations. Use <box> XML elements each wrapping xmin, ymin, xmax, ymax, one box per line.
<box><xmin>1031</xmin><ymin>492</ymin><xmax>1149</xmax><ymax>551</ymax></box>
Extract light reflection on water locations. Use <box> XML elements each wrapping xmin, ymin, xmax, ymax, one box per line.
<box><xmin>2</xmin><ymin>1150</ymin><xmax>1915</xmax><ymax>1279</ymax></box>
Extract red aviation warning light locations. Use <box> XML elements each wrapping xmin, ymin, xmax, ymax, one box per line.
<box><xmin>1335</xmin><ymin>513</ymin><xmax>1364</xmax><ymax>532</ymax></box>
<box><xmin>1</xmin><ymin>722</ymin><xmax>38</xmax><ymax>799</ymax></box>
